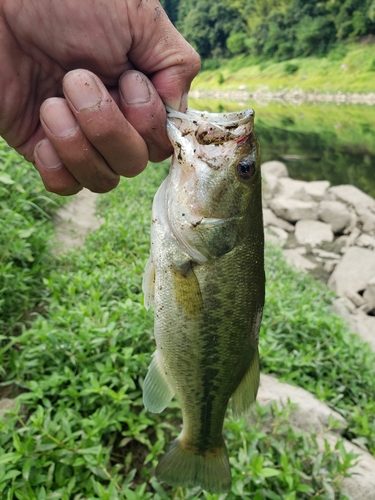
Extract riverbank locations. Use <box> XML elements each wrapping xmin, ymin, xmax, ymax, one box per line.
<box><xmin>190</xmin><ymin>88</ymin><xmax>375</xmax><ymax>105</ymax></box>
<box><xmin>191</xmin><ymin>43</ymin><xmax>375</xmax><ymax>100</ymax></box>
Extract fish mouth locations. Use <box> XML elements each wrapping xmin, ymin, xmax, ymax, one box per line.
<box><xmin>166</xmin><ymin>107</ymin><xmax>254</xmax><ymax>147</ymax></box>
<box><xmin>166</xmin><ymin>107</ymin><xmax>254</xmax><ymax>172</ymax></box>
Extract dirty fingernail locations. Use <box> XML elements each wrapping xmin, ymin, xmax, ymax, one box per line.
<box><xmin>41</xmin><ymin>98</ymin><xmax>78</xmax><ymax>137</ymax></box>
<box><xmin>64</xmin><ymin>70</ymin><xmax>103</xmax><ymax>111</ymax></box>
<box><xmin>121</xmin><ymin>72</ymin><xmax>151</xmax><ymax>104</ymax></box>
<box><xmin>36</xmin><ymin>140</ymin><xmax>62</xmax><ymax>169</ymax></box>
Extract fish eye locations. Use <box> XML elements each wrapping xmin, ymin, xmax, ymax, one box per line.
<box><xmin>237</xmin><ymin>158</ymin><xmax>256</xmax><ymax>180</ymax></box>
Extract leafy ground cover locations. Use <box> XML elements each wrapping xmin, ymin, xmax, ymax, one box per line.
<box><xmin>0</xmin><ymin>139</ymin><xmax>66</xmax><ymax>336</ymax></box>
<box><xmin>192</xmin><ymin>43</ymin><xmax>375</xmax><ymax>94</ymax></box>
<box><xmin>1</xmin><ymin>151</ymin><xmax>374</xmax><ymax>498</ymax></box>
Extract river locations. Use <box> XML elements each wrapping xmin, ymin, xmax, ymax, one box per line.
<box><xmin>189</xmin><ymin>98</ymin><xmax>375</xmax><ymax>199</ymax></box>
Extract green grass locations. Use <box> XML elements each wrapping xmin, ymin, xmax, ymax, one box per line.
<box><xmin>1</xmin><ymin>150</ymin><xmax>374</xmax><ymax>497</ymax></box>
<box><xmin>192</xmin><ymin>43</ymin><xmax>375</xmax><ymax>94</ymax></box>
<box><xmin>0</xmin><ymin>139</ymin><xmax>66</xmax><ymax>335</ymax></box>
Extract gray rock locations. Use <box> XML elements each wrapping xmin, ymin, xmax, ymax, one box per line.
<box><xmin>261</xmin><ymin>161</ymin><xmax>289</xmax><ymax>179</ymax></box>
<box><xmin>331</xmin><ymin>296</ymin><xmax>356</xmax><ymax>318</ymax></box>
<box><xmin>317</xmin><ymin>433</ymin><xmax>375</xmax><ymax>500</ymax></box>
<box><xmin>263</xmin><ymin>208</ymin><xmax>294</xmax><ymax>232</ymax></box>
<box><xmin>312</xmin><ymin>248</ymin><xmax>341</xmax><ymax>260</ymax></box>
<box><xmin>329</xmin><ymin>185</ymin><xmax>375</xmax><ymax>211</ymax></box>
<box><xmin>268</xmin><ymin>226</ymin><xmax>289</xmax><ymax>243</ymax></box>
<box><xmin>349</xmin><ymin>311</ymin><xmax>375</xmax><ymax>350</ymax></box>
<box><xmin>328</xmin><ymin>247</ymin><xmax>375</xmax><ymax>297</ymax></box>
<box><xmin>302</xmin><ymin>180</ymin><xmax>331</xmax><ymax>201</ymax></box>
<box><xmin>0</xmin><ymin>398</ymin><xmax>16</xmax><ymax>420</ymax></box>
<box><xmin>283</xmin><ymin>247</ymin><xmax>317</xmax><ymax>271</ymax></box>
<box><xmin>363</xmin><ymin>275</ymin><xmax>375</xmax><ymax>310</ymax></box>
<box><xmin>269</xmin><ymin>197</ymin><xmax>318</xmax><ymax>222</ymax></box>
<box><xmin>356</xmin><ymin>206</ymin><xmax>375</xmax><ymax>233</ymax></box>
<box><xmin>295</xmin><ymin>219</ymin><xmax>334</xmax><ymax>247</ymax></box>
<box><xmin>318</xmin><ymin>200</ymin><xmax>352</xmax><ymax>233</ymax></box>
<box><xmin>274</xmin><ymin>178</ymin><xmax>309</xmax><ymax>200</ymax></box>
<box><xmin>356</xmin><ymin>233</ymin><xmax>375</xmax><ymax>249</ymax></box>
<box><xmin>257</xmin><ymin>374</ymin><xmax>347</xmax><ymax>434</ymax></box>
<box><xmin>324</xmin><ymin>259</ymin><xmax>339</xmax><ymax>273</ymax></box>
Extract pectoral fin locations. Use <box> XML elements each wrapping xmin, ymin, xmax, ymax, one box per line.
<box><xmin>142</xmin><ymin>256</ymin><xmax>155</xmax><ymax>310</ymax></box>
<box><xmin>143</xmin><ymin>350</ymin><xmax>175</xmax><ymax>413</ymax></box>
<box><xmin>231</xmin><ymin>349</ymin><xmax>260</xmax><ymax>418</ymax></box>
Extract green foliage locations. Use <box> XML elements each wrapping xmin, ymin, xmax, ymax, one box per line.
<box><xmin>177</xmin><ymin>0</ymin><xmax>246</xmax><ymax>59</ymax></box>
<box><xmin>227</xmin><ymin>32</ymin><xmax>248</xmax><ymax>55</ymax></box>
<box><xmin>0</xmin><ymin>153</ymin><xmax>366</xmax><ymax>497</ymax></box>
<box><xmin>283</xmin><ymin>62</ymin><xmax>299</xmax><ymax>74</ymax></box>
<box><xmin>0</xmin><ymin>139</ymin><xmax>65</xmax><ymax>335</ymax></box>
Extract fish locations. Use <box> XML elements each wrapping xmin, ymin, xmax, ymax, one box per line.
<box><xmin>142</xmin><ymin>106</ymin><xmax>265</xmax><ymax>493</ymax></box>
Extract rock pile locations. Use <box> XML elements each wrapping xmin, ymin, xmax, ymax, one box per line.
<box><xmin>262</xmin><ymin>161</ymin><xmax>375</xmax><ymax>349</ymax></box>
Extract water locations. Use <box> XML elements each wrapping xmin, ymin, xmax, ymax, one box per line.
<box><xmin>189</xmin><ymin>98</ymin><xmax>375</xmax><ymax>199</ymax></box>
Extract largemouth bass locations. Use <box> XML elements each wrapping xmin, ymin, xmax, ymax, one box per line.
<box><xmin>142</xmin><ymin>107</ymin><xmax>265</xmax><ymax>493</ymax></box>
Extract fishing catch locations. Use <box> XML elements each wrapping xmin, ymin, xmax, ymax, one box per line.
<box><xmin>142</xmin><ymin>107</ymin><xmax>265</xmax><ymax>493</ymax></box>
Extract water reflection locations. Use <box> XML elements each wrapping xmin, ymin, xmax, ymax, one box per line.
<box><xmin>189</xmin><ymin>98</ymin><xmax>375</xmax><ymax>198</ymax></box>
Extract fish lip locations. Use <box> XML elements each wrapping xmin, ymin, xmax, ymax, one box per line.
<box><xmin>166</xmin><ymin>106</ymin><xmax>254</xmax><ymax>128</ymax></box>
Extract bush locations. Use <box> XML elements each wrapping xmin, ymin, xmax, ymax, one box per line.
<box><xmin>227</xmin><ymin>32</ymin><xmax>248</xmax><ymax>55</ymax></box>
<box><xmin>284</xmin><ymin>62</ymin><xmax>299</xmax><ymax>75</ymax></box>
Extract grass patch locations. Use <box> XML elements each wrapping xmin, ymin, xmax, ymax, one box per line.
<box><xmin>192</xmin><ymin>43</ymin><xmax>375</xmax><ymax>94</ymax></box>
<box><xmin>1</xmin><ymin>154</ymin><xmax>373</xmax><ymax>497</ymax></box>
<box><xmin>0</xmin><ymin>139</ymin><xmax>66</xmax><ymax>335</ymax></box>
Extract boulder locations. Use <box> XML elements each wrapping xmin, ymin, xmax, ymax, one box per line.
<box><xmin>317</xmin><ymin>433</ymin><xmax>375</xmax><ymax>500</ymax></box>
<box><xmin>269</xmin><ymin>198</ymin><xmax>318</xmax><ymax>222</ymax></box>
<box><xmin>302</xmin><ymin>180</ymin><xmax>331</xmax><ymax>201</ymax></box>
<box><xmin>263</xmin><ymin>208</ymin><xmax>294</xmax><ymax>232</ymax></box>
<box><xmin>283</xmin><ymin>247</ymin><xmax>317</xmax><ymax>271</ymax></box>
<box><xmin>356</xmin><ymin>233</ymin><xmax>375</xmax><ymax>249</ymax></box>
<box><xmin>318</xmin><ymin>200</ymin><xmax>352</xmax><ymax>233</ymax></box>
<box><xmin>274</xmin><ymin>178</ymin><xmax>309</xmax><ymax>200</ymax></box>
<box><xmin>363</xmin><ymin>275</ymin><xmax>375</xmax><ymax>310</ymax></box>
<box><xmin>356</xmin><ymin>206</ymin><xmax>375</xmax><ymax>233</ymax></box>
<box><xmin>328</xmin><ymin>246</ymin><xmax>375</xmax><ymax>297</ymax></box>
<box><xmin>261</xmin><ymin>161</ymin><xmax>289</xmax><ymax>179</ymax></box>
<box><xmin>349</xmin><ymin>310</ymin><xmax>375</xmax><ymax>351</ymax></box>
<box><xmin>257</xmin><ymin>374</ymin><xmax>347</xmax><ymax>434</ymax></box>
<box><xmin>329</xmin><ymin>185</ymin><xmax>375</xmax><ymax>211</ymax></box>
<box><xmin>295</xmin><ymin>219</ymin><xmax>334</xmax><ymax>247</ymax></box>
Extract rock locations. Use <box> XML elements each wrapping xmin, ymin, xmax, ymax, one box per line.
<box><xmin>257</xmin><ymin>374</ymin><xmax>347</xmax><ymax>434</ymax></box>
<box><xmin>356</xmin><ymin>233</ymin><xmax>375</xmax><ymax>249</ymax></box>
<box><xmin>283</xmin><ymin>247</ymin><xmax>317</xmax><ymax>271</ymax></box>
<box><xmin>267</xmin><ymin>226</ymin><xmax>289</xmax><ymax>244</ymax></box>
<box><xmin>356</xmin><ymin>206</ymin><xmax>375</xmax><ymax>233</ymax></box>
<box><xmin>312</xmin><ymin>248</ymin><xmax>341</xmax><ymax>260</ymax></box>
<box><xmin>344</xmin><ymin>227</ymin><xmax>361</xmax><ymax>248</ymax></box>
<box><xmin>269</xmin><ymin>198</ymin><xmax>318</xmax><ymax>222</ymax></box>
<box><xmin>274</xmin><ymin>178</ymin><xmax>309</xmax><ymax>200</ymax></box>
<box><xmin>363</xmin><ymin>275</ymin><xmax>375</xmax><ymax>310</ymax></box>
<box><xmin>328</xmin><ymin>247</ymin><xmax>375</xmax><ymax>297</ymax></box>
<box><xmin>261</xmin><ymin>161</ymin><xmax>289</xmax><ymax>179</ymax></box>
<box><xmin>350</xmin><ymin>311</ymin><xmax>375</xmax><ymax>350</ymax></box>
<box><xmin>302</xmin><ymin>180</ymin><xmax>331</xmax><ymax>201</ymax></box>
<box><xmin>346</xmin><ymin>291</ymin><xmax>366</xmax><ymax>308</ymax></box>
<box><xmin>318</xmin><ymin>200</ymin><xmax>352</xmax><ymax>233</ymax></box>
<box><xmin>317</xmin><ymin>433</ymin><xmax>375</xmax><ymax>500</ymax></box>
<box><xmin>329</xmin><ymin>185</ymin><xmax>375</xmax><ymax>211</ymax></box>
<box><xmin>331</xmin><ymin>296</ymin><xmax>356</xmax><ymax>318</ymax></box>
<box><xmin>263</xmin><ymin>208</ymin><xmax>294</xmax><ymax>232</ymax></box>
<box><xmin>295</xmin><ymin>219</ymin><xmax>334</xmax><ymax>247</ymax></box>
<box><xmin>324</xmin><ymin>259</ymin><xmax>339</xmax><ymax>273</ymax></box>
<box><xmin>0</xmin><ymin>398</ymin><xmax>16</xmax><ymax>419</ymax></box>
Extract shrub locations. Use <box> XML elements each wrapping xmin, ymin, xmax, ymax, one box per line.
<box><xmin>284</xmin><ymin>62</ymin><xmax>299</xmax><ymax>75</ymax></box>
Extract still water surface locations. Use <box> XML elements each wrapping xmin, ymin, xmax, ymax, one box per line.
<box><xmin>189</xmin><ymin>98</ymin><xmax>375</xmax><ymax>198</ymax></box>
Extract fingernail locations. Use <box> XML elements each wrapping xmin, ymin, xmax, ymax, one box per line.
<box><xmin>121</xmin><ymin>72</ymin><xmax>151</xmax><ymax>104</ymax></box>
<box><xmin>41</xmin><ymin>99</ymin><xmax>78</xmax><ymax>137</ymax></box>
<box><xmin>36</xmin><ymin>140</ymin><xmax>62</xmax><ymax>169</ymax></box>
<box><xmin>64</xmin><ymin>70</ymin><xmax>102</xmax><ymax>111</ymax></box>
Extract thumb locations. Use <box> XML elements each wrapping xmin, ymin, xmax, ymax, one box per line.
<box><xmin>127</xmin><ymin>0</ymin><xmax>201</xmax><ymax>111</ymax></box>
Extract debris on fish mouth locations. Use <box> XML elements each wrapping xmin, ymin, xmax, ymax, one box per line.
<box><xmin>143</xmin><ymin>106</ymin><xmax>265</xmax><ymax>494</ymax></box>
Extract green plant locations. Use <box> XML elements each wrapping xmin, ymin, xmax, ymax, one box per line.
<box><xmin>284</xmin><ymin>62</ymin><xmax>299</xmax><ymax>75</ymax></box>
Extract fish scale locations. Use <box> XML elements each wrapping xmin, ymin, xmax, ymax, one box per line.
<box><xmin>142</xmin><ymin>107</ymin><xmax>265</xmax><ymax>493</ymax></box>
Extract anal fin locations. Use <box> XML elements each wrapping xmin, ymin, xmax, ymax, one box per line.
<box><xmin>231</xmin><ymin>349</ymin><xmax>260</xmax><ymax>418</ymax></box>
<box><xmin>143</xmin><ymin>350</ymin><xmax>175</xmax><ymax>413</ymax></box>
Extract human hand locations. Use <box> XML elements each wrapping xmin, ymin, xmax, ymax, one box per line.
<box><xmin>0</xmin><ymin>0</ymin><xmax>200</xmax><ymax>194</ymax></box>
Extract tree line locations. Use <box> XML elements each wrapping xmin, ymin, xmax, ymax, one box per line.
<box><xmin>160</xmin><ymin>0</ymin><xmax>375</xmax><ymax>60</ymax></box>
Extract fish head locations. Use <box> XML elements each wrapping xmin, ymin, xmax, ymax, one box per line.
<box><xmin>165</xmin><ymin>107</ymin><xmax>262</xmax><ymax>262</ymax></box>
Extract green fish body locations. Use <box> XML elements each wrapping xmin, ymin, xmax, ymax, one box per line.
<box><xmin>142</xmin><ymin>108</ymin><xmax>265</xmax><ymax>493</ymax></box>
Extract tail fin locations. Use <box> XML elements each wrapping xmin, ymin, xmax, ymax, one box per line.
<box><xmin>156</xmin><ymin>436</ymin><xmax>231</xmax><ymax>494</ymax></box>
